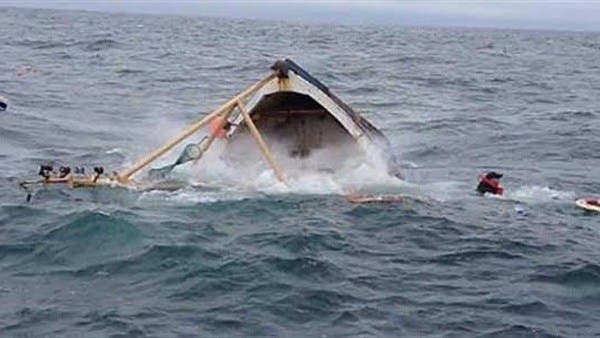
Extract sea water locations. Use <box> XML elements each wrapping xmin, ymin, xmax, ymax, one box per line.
<box><xmin>0</xmin><ymin>7</ymin><xmax>599</xmax><ymax>337</ymax></box>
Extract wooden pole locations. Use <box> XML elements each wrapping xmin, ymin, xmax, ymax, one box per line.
<box><xmin>192</xmin><ymin>104</ymin><xmax>236</xmax><ymax>165</ymax></box>
<box><xmin>119</xmin><ymin>73</ymin><xmax>276</xmax><ymax>181</ymax></box>
<box><xmin>237</xmin><ymin>100</ymin><xmax>287</xmax><ymax>183</ymax></box>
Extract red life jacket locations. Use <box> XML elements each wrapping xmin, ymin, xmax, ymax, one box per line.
<box><xmin>478</xmin><ymin>174</ymin><xmax>504</xmax><ymax>195</ymax></box>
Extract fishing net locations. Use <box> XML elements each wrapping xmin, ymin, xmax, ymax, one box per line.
<box><xmin>148</xmin><ymin>137</ymin><xmax>208</xmax><ymax>179</ymax></box>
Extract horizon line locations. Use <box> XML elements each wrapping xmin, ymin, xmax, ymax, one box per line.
<box><xmin>2</xmin><ymin>4</ymin><xmax>600</xmax><ymax>34</ymax></box>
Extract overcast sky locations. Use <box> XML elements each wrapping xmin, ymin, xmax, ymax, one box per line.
<box><xmin>4</xmin><ymin>1</ymin><xmax>600</xmax><ymax>32</ymax></box>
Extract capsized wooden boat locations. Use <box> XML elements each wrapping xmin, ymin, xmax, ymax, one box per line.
<box><xmin>20</xmin><ymin>59</ymin><xmax>400</xmax><ymax>190</ymax></box>
<box><xmin>222</xmin><ymin>59</ymin><xmax>397</xmax><ymax>174</ymax></box>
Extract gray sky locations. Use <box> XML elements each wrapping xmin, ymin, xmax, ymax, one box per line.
<box><xmin>4</xmin><ymin>1</ymin><xmax>600</xmax><ymax>31</ymax></box>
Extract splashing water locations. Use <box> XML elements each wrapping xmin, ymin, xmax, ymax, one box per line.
<box><xmin>507</xmin><ymin>185</ymin><xmax>576</xmax><ymax>204</ymax></box>
<box><xmin>155</xmin><ymin>134</ymin><xmax>405</xmax><ymax>198</ymax></box>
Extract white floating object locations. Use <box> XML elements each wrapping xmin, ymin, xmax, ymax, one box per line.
<box><xmin>575</xmin><ymin>198</ymin><xmax>600</xmax><ymax>212</ymax></box>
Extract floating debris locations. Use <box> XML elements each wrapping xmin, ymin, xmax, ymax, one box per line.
<box><xmin>0</xmin><ymin>94</ymin><xmax>7</xmax><ymax>111</ymax></box>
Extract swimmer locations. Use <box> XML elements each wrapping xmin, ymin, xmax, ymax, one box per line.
<box><xmin>476</xmin><ymin>171</ymin><xmax>504</xmax><ymax>196</ymax></box>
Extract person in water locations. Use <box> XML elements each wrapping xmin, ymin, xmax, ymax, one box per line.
<box><xmin>476</xmin><ymin>171</ymin><xmax>504</xmax><ymax>195</ymax></box>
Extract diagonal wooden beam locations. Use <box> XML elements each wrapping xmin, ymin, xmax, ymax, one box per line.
<box><xmin>237</xmin><ymin>100</ymin><xmax>287</xmax><ymax>183</ymax></box>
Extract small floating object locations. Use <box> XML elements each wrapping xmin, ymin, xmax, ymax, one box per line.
<box><xmin>16</xmin><ymin>65</ymin><xmax>37</xmax><ymax>78</ymax></box>
<box><xmin>0</xmin><ymin>95</ymin><xmax>7</xmax><ymax>111</ymax></box>
<box><xmin>575</xmin><ymin>198</ymin><xmax>600</xmax><ymax>212</ymax></box>
<box><xmin>346</xmin><ymin>194</ymin><xmax>403</xmax><ymax>204</ymax></box>
<box><xmin>514</xmin><ymin>204</ymin><xmax>528</xmax><ymax>216</ymax></box>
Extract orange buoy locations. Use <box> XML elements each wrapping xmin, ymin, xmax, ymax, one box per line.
<box><xmin>208</xmin><ymin>116</ymin><xmax>229</xmax><ymax>139</ymax></box>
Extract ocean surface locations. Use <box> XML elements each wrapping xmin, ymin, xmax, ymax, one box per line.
<box><xmin>1</xmin><ymin>7</ymin><xmax>599</xmax><ymax>337</ymax></box>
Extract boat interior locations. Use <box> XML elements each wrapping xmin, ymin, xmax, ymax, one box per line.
<box><xmin>228</xmin><ymin>91</ymin><xmax>357</xmax><ymax>161</ymax></box>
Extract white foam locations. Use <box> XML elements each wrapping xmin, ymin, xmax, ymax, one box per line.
<box><xmin>412</xmin><ymin>180</ymin><xmax>470</xmax><ymax>203</ymax></box>
<box><xmin>133</xmin><ymin>137</ymin><xmax>407</xmax><ymax>203</ymax></box>
<box><xmin>130</xmin><ymin>138</ymin><xmax>578</xmax><ymax>209</ymax></box>
<box><xmin>105</xmin><ymin>147</ymin><xmax>123</xmax><ymax>154</ymax></box>
<box><xmin>137</xmin><ymin>186</ymin><xmax>259</xmax><ymax>205</ymax></box>
<box><xmin>507</xmin><ymin>185</ymin><xmax>575</xmax><ymax>204</ymax></box>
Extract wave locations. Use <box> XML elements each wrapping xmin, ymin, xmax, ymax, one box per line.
<box><xmin>428</xmin><ymin>249</ymin><xmax>524</xmax><ymax>265</ymax></box>
<box><xmin>508</xmin><ymin>186</ymin><xmax>575</xmax><ymax>204</ymax></box>
<box><xmin>489</xmin><ymin>76</ymin><xmax>514</xmax><ymax>83</ymax></box>
<box><xmin>41</xmin><ymin>211</ymin><xmax>141</xmax><ymax>242</ymax></box>
<box><xmin>200</xmin><ymin>63</ymin><xmax>237</xmax><ymax>71</ymax></box>
<box><xmin>115</xmin><ymin>68</ymin><xmax>145</xmax><ymax>75</ymax></box>
<box><xmin>266</xmin><ymin>289</ymin><xmax>363</xmax><ymax>324</ymax></box>
<box><xmin>235</xmin><ymin>230</ymin><xmax>348</xmax><ymax>255</ymax></box>
<box><xmin>0</xmin><ymin>307</ymin><xmax>75</xmax><ymax>334</ymax></box>
<box><xmin>404</xmin><ymin>75</ymin><xmax>478</xmax><ymax>88</ymax></box>
<box><xmin>531</xmin><ymin>263</ymin><xmax>600</xmax><ymax>286</ymax></box>
<box><xmin>582</xmin><ymin>42</ymin><xmax>600</xmax><ymax>51</ymax></box>
<box><xmin>402</xmin><ymin>116</ymin><xmax>508</xmax><ymax>137</ymax></box>
<box><xmin>7</xmin><ymin>211</ymin><xmax>143</xmax><ymax>274</ymax></box>
<box><xmin>0</xmin><ymin>127</ymin><xmax>36</xmax><ymax>148</ymax></box>
<box><xmin>8</xmin><ymin>39</ymin><xmax>73</xmax><ymax>49</ymax></box>
<box><xmin>75</xmin><ymin>310</ymin><xmax>145</xmax><ymax>336</ymax></box>
<box><xmin>547</xmin><ymin>110</ymin><xmax>597</xmax><ymax>121</ymax></box>
<box><xmin>8</xmin><ymin>37</ymin><xmax>120</xmax><ymax>53</ymax></box>
<box><xmin>153</xmin><ymin>76</ymin><xmax>197</xmax><ymax>83</ymax></box>
<box><xmin>137</xmin><ymin>187</ymin><xmax>259</xmax><ymax>205</ymax></box>
<box><xmin>263</xmin><ymin>256</ymin><xmax>344</xmax><ymax>282</ymax></box>
<box><xmin>0</xmin><ymin>205</ymin><xmax>53</xmax><ymax>225</ymax></box>
<box><xmin>0</xmin><ymin>243</ymin><xmax>37</xmax><ymax>260</ymax></box>
<box><xmin>501</xmin><ymin>300</ymin><xmax>551</xmax><ymax>316</ymax></box>
<box><xmin>384</xmin><ymin>55</ymin><xmax>451</xmax><ymax>65</ymax></box>
<box><xmin>476</xmin><ymin>324</ymin><xmax>563</xmax><ymax>338</ymax></box>
<box><xmin>83</xmin><ymin>38</ymin><xmax>120</xmax><ymax>52</ymax></box>
<box><xmin>344</xmin><ymin>86</ymin><xmax>380</xmax><ymax>95</ymax></box>
<box><xmin>30</xmin><ymin>243</ymin><xmax>221</xmax><ymax>279</ymax></box>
